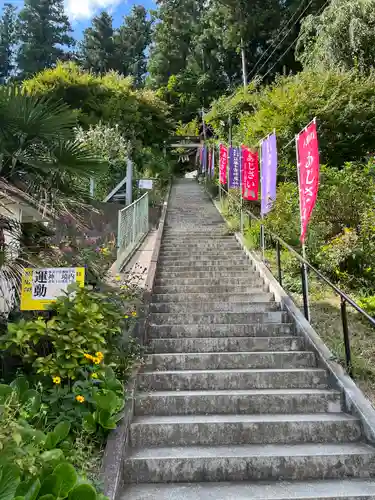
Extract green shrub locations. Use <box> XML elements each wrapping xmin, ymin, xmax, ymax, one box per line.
<box><xmin>206</xmin><ymin>69</ymin><xmax>375</xmax><ymax>171</ymax></box>
<box><xmin>23</xmin><ymin>62</ymin><xmax>174</xmax><ymax>149</ymax></box>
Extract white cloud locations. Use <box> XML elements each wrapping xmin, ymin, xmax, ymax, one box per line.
<box><xmin>65</xmin><ymin>0</ymin><xmax>124</xmax><ymax>21</ymax></box>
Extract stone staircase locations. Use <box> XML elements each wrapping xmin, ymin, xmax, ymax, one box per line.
<box><xmin>121</xmin><ymin>179</ymin><xmax>375</xmax><ymax>499</ymax></box>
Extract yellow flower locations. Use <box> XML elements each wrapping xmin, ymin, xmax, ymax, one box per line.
<box><xmin>91</xmin><ymin>373</ymin><xmax>98</xmax><ymax>379</ymax></box>
<box><xmin>115</xmin><ymin>275</ymin><xmax>121</xmax><ymax>281</ymax></box>
<box><xmin>37</xmin><ymin>316</ymin><xmax>44</xmax><ymax>321</ymax></box>
<box><xmin>95</xmin><ymin>351</ymin><xmax>104</xmax><ymax>359</ymax></box>
<box><xmin>93</xmin><ymin>357</ymin><xmax>101</xmax><ymax>365</ymax></box>
<box><xmin>52</xmin><ymin>376</ymin><xmax>61</xmax><ymax>385</ymax></box>
<box><xmin>124</xmin><ymin>315</ymin><xmax>129</xmax><ymax>319</ymax></box>
<box><xmin>76</xmin><ymin>395</ymin><xmax>85</xmax><ymax>403</ymax></box>
<box><xmin>120</xmin><ymin>285</ymin><xmax>128</xmax><ymax>290</ymax></box>
<box><xmin>131</xmin><ymin>311</ymin><xmax>137</xmax><ymax>317</ymax></box>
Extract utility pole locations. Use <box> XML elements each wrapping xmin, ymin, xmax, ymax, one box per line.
<box><xmin>125</xmin><ymin>158</ymin><xmax>133</xmax><ymax>206</ymax></box>
<box><xmin>241</xmin><ymin>36</ymin><xmax>248</xmax><ymax>90</ymax></box>
<box><xmin>201</xmin><ymin>108</ymin><xmax>207</xmax><ymax>140</ymax></box>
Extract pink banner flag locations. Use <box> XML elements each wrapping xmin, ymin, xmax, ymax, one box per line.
<box><xmin>242</xmin><ymin>146</ymin><xmax>259</xmax><ymax>200</ymax></box>
<box><xmin>297</xmin><ymin>120</ymin><xmax>320</xmax><ymax>243</ymax></box>
<box><xmin>208</xmin><ymin>149</ymin><xmax>212</xmax><ymax>177</ymax></box>
<box><xmin>219</xmin><ymin>144</ymin><xmax>228</xmax><ymax>185</ymax></box>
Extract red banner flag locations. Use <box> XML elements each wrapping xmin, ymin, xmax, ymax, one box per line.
<box><xmin>219</xmin><ymin>144</ymin><xmax>228</xmax><ymax>185</ymax></box>
<box><xmin>297</xmin><ymin>121</ymin><xmax>320</xmax><ymax>243</ymax></box>
<box><xmin>242</xmin><ymin>146</ymin><xmax>259</xmax><ymax>201</ymax></box>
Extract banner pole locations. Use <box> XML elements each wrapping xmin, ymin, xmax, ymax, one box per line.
<box><xmin>259</xmin><ymin>140</ymin><xmax>265</xmax><ymax>261</ymax></box>
<box><xmin>296</xmin><ymin>133</ymin><xmax>311</xmax><ymax>322</ymax></box>
<box><xmin>240</xmin><ymin>146</ymin><xmax>244</xmax><ymax>234</ymax></box>
<box><xmin>218</xmin><ymin>144</ymin><xmax>222</xmax><ymax>203</ymax></box>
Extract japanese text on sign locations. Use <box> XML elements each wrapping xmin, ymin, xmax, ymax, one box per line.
<box><xmin>219</xmin><ymin>144</ymin><xmax>228</xmax><ymax>185</ymax></box>
<box><xmin>297</xmin><ymin>121</ymin><xmax>320</xmax><ymax>243</ymax></box>
<box><xmin>21</xmin><ymin>267</ymin><xmax>85</xmax><ymax>311</ymax></box>
<box><xmin>229</xmin><ymin>147</ymin><xmax>241</xmax><ymax>189</ymax></box>
<box><xmin>242</xmin><ymin>146</ymin><xmax>259</xmax><ymax>201</ymax></box>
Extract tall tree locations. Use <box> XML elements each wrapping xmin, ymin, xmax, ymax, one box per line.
<box><xmin>147</xmin><ymin>0</ymin><xmax>203</xmax><ymax>88</ymax></box>
<box><xmin>17</xmin><ymin>0</ymin><xmax>74</xmax><ymax>78</ymax></box>
<box><xmin>115</xmin><ymin>6</ymin><xmax>152</xmax><ymax>85</ymax></box>
<box><xmin>79</xmin><ymin>11</ymin><xmax>116</xmax><ymax>74</ymax></box>
<box><xmin>296</xmin><ymin>0</ymin><xmax>375</xmax><ymax>72</ymax></box>
<box><xmin>0</xmin><ymin>3</ymin><xmax>18</xmax><ymax>83</ymax></box>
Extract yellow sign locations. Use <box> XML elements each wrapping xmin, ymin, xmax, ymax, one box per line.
<box><xmin>21</xmin><ymin>267</ymin><xmax>85</xmax><ymax>311</ymax></box>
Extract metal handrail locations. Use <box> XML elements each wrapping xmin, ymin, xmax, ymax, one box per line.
<box><xmin>217</xmin><ymin>183</ymin><xmax>375</xmax><ymax>376</ymax></box>
<box><xmin>117</xmin><ymin>192</ymin><xmax>149</xmax><ymax>261</ymax></box>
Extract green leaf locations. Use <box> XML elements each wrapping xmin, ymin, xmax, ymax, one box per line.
<box><xmin>38</xmin><ymin>496</ymin><xmax>55</xmax><ymax>500</ymax></box>
<box><xmin>97</xmin><ymin>495</ymin><xmax>109</xmax><ymax>500</ymax></box>
<box><xmin>44</xmin><ymin>432</ymin><xmax>58</xmax><ymax>451</ymax></box>
<box><xmin>0</xmin><ymin>464</ymin><xmax>21</xmax><ymax>500</ymax></box>
<box><xmin>52</xmin><ymin>422</ymin><xmax>71</xmax><ymax>445</ymax></box>
<box><xmin>16</xmin><ymin>478</ymin><xmax>40</xmax><ymax>500</ymax></box>
<box><xmin>40</xmin><ymin>449</ymin><xmax>64</xmax><ymax>463</ymax></box>
<box><xmin>39</xmin><ymin>474</ymin><xmax>57</xmax><ymax>498</ymax></box>
<box><xmin>94</xmin><ymin>391</ymin><xmax>118</xmax><ymax>411</ymax></box>
<box><xmin>98</xmin><ymin>410</ymin><xmax>117</xmax><ymax>430</ymax></box>
<box><xmin>53</xmin><ymin>463</ymin><xmax>77</xmax><ymax>498</ymax></box>
<box><xmin>10</xmin><ymin>377</ymin><xmax>29</xmax><ymax>397</ymax></box>
<box><xmin>83</xmin><ymin>414</ymin><xmax>97</xmax><ymax>434</ymax></box>
<box><xmin>103</xmin><ymin>367</ymin><xmax>115</xmax><ymax>380</ymax></box>
<box><xmin>0</xmin><ymin>384</ymin><xmax>13</xmax><ymax>404</ymax></box>
<box><xmin>20</xmin><ymin>390</ymin><xmax>41</xmax><ymax>416</ymax></box>
<box><xmin>68</xmin><ymin>484</ymin><xmax>97</xmax><ymax>500</ymax></box>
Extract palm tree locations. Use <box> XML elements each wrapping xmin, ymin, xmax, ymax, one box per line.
<box><xmin>0</xmin><ymin>86</ymin><xmax>107</xmax><ymax>316</ymax></box>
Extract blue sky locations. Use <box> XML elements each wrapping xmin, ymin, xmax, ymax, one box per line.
<box><xmin>1</xmin><ymin>0</ymin><xmax>156</xmax><ymax>39</ymax></box>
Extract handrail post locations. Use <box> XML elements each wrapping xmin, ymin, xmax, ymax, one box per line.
<box><xmin>341</xmin><ymin>297</ymin><xmax>353</xmax><ymax>376</ymax></box>
<box><xmin>301</xmin><ymin>261</ymin><xmax>310</xmax><ymax>322</ymax></box>
<box><xmin>276</xmin><ymin>240</ymin><xmax>282</xmax><ymax>287</ymax></box>
<box><xmin>260</xmin><ymin>223</ymin><xmax>265</xmax><ymax>261</ymax></box>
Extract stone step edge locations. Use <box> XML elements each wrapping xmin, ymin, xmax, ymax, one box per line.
<box><xmin>140</xmin><ymin>368</ymin><xmax>326</xmax><ymax>375</ymax></box>
<box><xmin>121</xmin><ymin>479</ymin><xmax>375</xmax><ymax>500</ymax></box>
<box><xmin>131</xmin><ymin>413</ymin><xmax>358</xmax><ymax>425</ymax></box>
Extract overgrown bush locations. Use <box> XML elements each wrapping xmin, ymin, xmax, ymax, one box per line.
<box><xmin>23</xmin><ymin>62</ymin><xmax>174</xmax><ymax>149</ymax></box>
<box><xmin>206</xmin><ymin>69</ymin><xmax>375</xmax><ymax>171</ymax></box>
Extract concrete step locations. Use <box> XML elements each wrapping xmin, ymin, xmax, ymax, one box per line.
<box><xmin>134</xmin><ymin>389</ymin><xmax>342</xmax><ymax>416</ymax></box>
<box><xmin>154</xmin><ymin>277</ymin><xmax>264</xmax><ymax>287</ymax></box>
<box><xmin>148</xmin><ymin>323</ymin><xmax>295</xmax><ymax>339</ymax></box>
<box><xmin>151</xmin><ymin>292</ymin><xmax>274</xmax><ymax>303</ymax></box>
<box><xmin>130</xmin><ymin>413</ymin><xmax>361</xmax><ymax>448</ymax></box>
<box><xmin>152</xmin><ymin>284</ymin><xmax>268</xmax><ymax>294</ymax></box>
<box><xmin>121</xmin><ymin>479</ymin><xmax>375</xmax><ymax>500</ymax></box>
<box><xmin>137</xmin><ymin>368</ymin><xmax>328</xmax><ymax>391</ymax></box>
<box><xmin>156</xmin><ymin>269</ymin><xmax>259</xmax><ymax>279</ymax></box>
<box><xmin>161</xmin><ymin>241</ymin><xmax>236</xmax><ymax>248</ymax></box>
<box><xmin>158</xmin><ymin>252</ymin><xmax>247</xmax><ymax>261</ymax></box>
<box><xmin>123</xmin><ymin>443</ymin><xmax>375</xmax><ymax>483</ymax></box>
<box><xmin>157</xmin><ymin>263</ymin><xmax>251</xmax><ymax>272</ymax></box>
<box><xmin>148</xmin><ymin>336</ymin><xmax>303</xmax><ymax>354</ymax></box>
<box><xmin>145</xmin><ymin>351</ymin><xmax>315</xmax><ymax>371</ymax></box>
<box><xmin>162</xmin><ymin>235</ymin><xmax>235</xmax><ymax>242</ymax></box>
<box><xmin>149</xmin><ymin>311</ymin><xmax>287</xmax><ymax>325</ymax></box>
<box><xmin>150</xmin><ymin>301</ymin><xmax>278</xmax><ymax>314</ymax></box>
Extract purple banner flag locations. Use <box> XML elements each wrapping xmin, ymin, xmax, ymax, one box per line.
<box><xmin>211</xmin><ymin>146</ymin><xmax>215</xmax><ymax>177</ymax></box>
<box><xmin>202</xmin><ymin>146</ymin><xmax>207</xmax><ymax>172</ymax></box>
<box><xmin>261</xmin><ymin>133</ymin><xmax>278</xmax><ymax>216</ymax></box>
<box><xmin>229</xmin><ymin>147</ymin><xmax>241</xmax><ymax>188</ymax></box>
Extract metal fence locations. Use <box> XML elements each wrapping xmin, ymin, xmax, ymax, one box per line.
<box><xmin>212</xmin><ymin>182</ymin><xmax>375</xmax><ymax>377</ymax></box>
<box><xmin>117</xmin><ymin>193</ymin><xmax>149</xmax><ymax>261</ymax></box>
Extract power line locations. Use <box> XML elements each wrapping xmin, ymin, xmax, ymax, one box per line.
<box><xmin>248</xmin><ymin>0</ymin><xmax>314</xmax><ymax>82</ymax></box>
<box><xmin>257</xmin><ymin>0</ymin><xmax>331</xmax><ymax>83</ymax></box>
<box><xmin>248</xmin><ymin>0</ymin><xmax>309</xmax><ymax>80</ymax></box>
